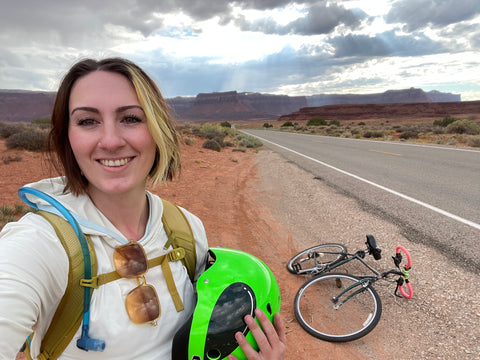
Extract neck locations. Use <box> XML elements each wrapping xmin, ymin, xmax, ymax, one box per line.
<box><xmin>88</xmin><ymin>189</ymin><xmax>150</xmax><ymax>241</ymax></box>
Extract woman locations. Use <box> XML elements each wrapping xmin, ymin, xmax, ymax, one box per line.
<box><xmin>0</xmin><ymin>58</ymin><xmax>285</xmax><ymax>360</ymax></box>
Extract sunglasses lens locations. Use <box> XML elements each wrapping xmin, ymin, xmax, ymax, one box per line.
<box><xmin>125</xmin><ymin>284</ymin><xmax>160</xmax><ymax>324</ymax></box>
<box><xmin>114</xmin><ymin>243</ymin><xmax>148</xmax><ymax>278</ymax></box>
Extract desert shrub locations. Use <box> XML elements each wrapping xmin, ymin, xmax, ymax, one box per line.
<box><xmin>238</xmin><ymin>134</ymin><xmax>262</xmax><ymax>148</ymax></box>
<box><xmin>220</xmin><ymin>121</ymin><xmax>231</xmax><ymax>128</ymax></box>
<box><xmin>202</xmin><ymin>139</ymin><xmax>222</xmax><ymax>152</ymax></box>
<box><xmin>328</xmin><ymin>120</ymin><xmax>340</xmax><ymax>126</ymax></box>
<box><xmin>363</xmin><ymin>131</ymin><xmax>384</xmax><ymax>138</ymax></box>
<box><xmin>183</xmin><ymin>137</ymin><xmax>195</xmax><ymax>145</ymax></box>
<box><xmin>358</xmin><ymin>122</ymin><xmax>366</xmax><ymax>126</ymax></box>
<box><xmin>213</xmin><ymin>135</ymin><xmax>226</xmax><ymax>147</ymax></box>
<box><xmin>0</xmin><ymin>204</ymin><xmax>33</xmax><ymax>230</ymax></box>
<box><xmin>263</xmin><ymin>123</ymin><xmax>273</xmax><ymax>128</ymax></box>
<box><xmin>281</xmin><ymin>121</ymin><xmax>294</xmax><ymax>127</ymax></box>
<box><xmin>179</xmin><ymin>124</ymin><xmax>194</xmax><ymax>135</ymax></box>
<box><xmin>5</xmin><ymin>128</ymin><xmax>48</xmax><ymax>151</ymax></box>
<box><xmin>433</xmin><ymin>115</ymin><xmax>457</xmax><ymax>127</ymax></box>
<box><xmin>307</xmin><ymin>117</ymin><xmax>327</xmax><ymax>126</ymax></box>
<box><xmin>432</xmin><ymin>126</ymin><xmax>445</xmax><ymax>134</ymax></box>
<box><xmin>197</xmin><ymin>123</ymin><xmax>234</xmax><ymax>138</ymax></box>
<box><xmin>2</xmin><ymin>154</ymin><xmax>23</xmax><ymax>164</ymax></box>
<box><xmin>399</xmin><ymin>130</ymin><xmax>419</xmax><ymax>140</ymax></box>
<box><xmin>32</xmin><ymin>117</ymin><xmax>51</xmax><ymax>125</ymax></box>
<box><xmin>0</xmin><ymin>205</ymin><xmax>14</xmax><ymax>217</ymax></box>
<box><xmin>467</xmin><ymin>136</ymin><xmax>480</xmax><ymax>147</ymax></box>
<box><xmin>445</xmin><ymin>119</ymin><xmax>480</xmax><ymax>135</ymax></box>
<box><xmin>0</xmin><ymin>123</ymin><xmax>26</xmax><ymax>139</ymax></box>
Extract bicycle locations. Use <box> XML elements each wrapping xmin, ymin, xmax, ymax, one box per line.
<box><xmin>288</xmin><ymin>235</ymin><xmax>412</xmax><ymax>342</ymax></box>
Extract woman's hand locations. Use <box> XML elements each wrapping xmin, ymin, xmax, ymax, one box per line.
<box><xmin>228</xmin><ymin>308</ymin><xmax>286</xmax><ymax>360</ymax></box>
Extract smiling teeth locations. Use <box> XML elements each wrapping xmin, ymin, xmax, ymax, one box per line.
<box><xmin>100</xmin><ymin>158</ymin><xmax>130</xmax><ymax>167</ymax></box>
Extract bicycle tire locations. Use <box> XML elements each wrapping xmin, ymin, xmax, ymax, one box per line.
<box><xmin>287</xmin><ymin>243</ymin><xmax>347</xmax><ymax>275</ymax></box>
<box><xmin>294</xmin><ymin>273</ymin><xmax>382</xmax><ymax>342</ymax></box>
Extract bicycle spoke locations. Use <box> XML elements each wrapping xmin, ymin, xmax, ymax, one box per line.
<box><xmin>294</xmin><ymin>273</ymin><xmax>382</xmax><ymax>342</ymax></box>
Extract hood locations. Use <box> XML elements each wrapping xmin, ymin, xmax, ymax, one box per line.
<box><xmin>19</xmin><ymin>177</ymin><xmax>155</xmax><ymax>246</ymax></box>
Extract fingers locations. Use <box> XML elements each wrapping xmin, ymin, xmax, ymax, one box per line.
<box><xmin>273</xmin><ymin>313</ymin><xmax>286</xmax><ymax>345</ymax></box>
<box><xmin>231</xmin><ymin>309</ymin><xmax>286</xmax><ymax>360</ymax></box>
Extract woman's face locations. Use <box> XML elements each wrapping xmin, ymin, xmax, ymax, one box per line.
<box><xmin>68</xmin><ymin>70</ymin><xmax>156</xmax><ymax>199</ymax></box>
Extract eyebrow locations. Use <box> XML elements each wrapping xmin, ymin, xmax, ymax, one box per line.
<box><xmin>70</xmin><ymin>105</ymin><xmax>144</xmax><ymax>116</ymax></box>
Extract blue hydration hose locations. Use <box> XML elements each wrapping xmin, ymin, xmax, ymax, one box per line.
<box><xmin>18</xmin><ymin>187</ymin><xmax>105</xmax><ymax>352</ymax></box>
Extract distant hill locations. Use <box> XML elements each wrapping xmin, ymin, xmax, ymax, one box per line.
<box><xmin>306</xmin><ymin>88</ymin><xmax>460</xmax><ymax>107</ymax></box>
<box><xmin>0</xmin><ymin>90</ymin><xmax>56</xmax><ymax>123</ymax></box>
<box><xmin>0</xmin><ymin>88</ymin><xmax>462</xmax><ymax>123</ymax></box>
<box><xmin>169</xmin><ymin>91</ymin><xmax>307</xmax><ymax>121</ymax></box>
<box><xmin>279</xmin><ymin>101</ymin><xmax>480</xmax><ymax>123</ymax></box>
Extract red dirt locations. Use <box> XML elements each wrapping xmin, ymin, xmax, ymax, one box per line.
<box><xmin>2</xmin><ymin>138</ymin><xmax>382</xmax><ymax>359</ymax></box>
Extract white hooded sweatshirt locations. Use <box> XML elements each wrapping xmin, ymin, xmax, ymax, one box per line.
<box><xmin>0</xmin><ymin>177</ymin><xmax>209</xmax><ymax>360</ymax></box>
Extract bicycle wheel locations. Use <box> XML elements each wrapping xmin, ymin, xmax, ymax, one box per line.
<box><xmin>287</xmin><ymin>243</ymin><xmax>347</xmax><ymax>275</ymax></box>
<box><xmin>294</xmin><ymin>273</ymin><xmax>382</xmax><ymax>342</ymax></box>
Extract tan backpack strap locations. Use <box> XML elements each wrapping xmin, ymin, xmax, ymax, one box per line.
<box><xmin>27</xmin><ymin>211</ymin><xmax>97</xmax><ymax>360</ymax></box>
<box><xmin>161</xmin><ymin>199</ymin><xmax>196</xmax><ymax>281</ymax></box>
<box><xmin>161</xmin><ymin>256</ymin><xmax>185</xmax><ymax>311</ymax></box>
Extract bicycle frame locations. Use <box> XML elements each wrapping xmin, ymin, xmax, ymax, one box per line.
<box><xmin>309</xmin><ymin>245</ymin><xmax>412</xmax><ymax>299</ymax></box>
<box><xmin>314</xmin><ymin>249</ymin><xmax>382</xmax><ymax>277</ymax></box>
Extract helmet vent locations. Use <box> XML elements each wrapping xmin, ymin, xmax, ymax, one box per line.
<box><xmin>206</xmin><ymin>348</ymin><xmax>221</xmax><ymax>359</ymax></box>
<box><xmin>266</xmin><ymin>303</ymin><xmax>272</xmax><ymax>315</ymax></box>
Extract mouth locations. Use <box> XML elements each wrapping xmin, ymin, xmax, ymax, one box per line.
<box><xmin>98</xmin><ymin>157</ymin><xmax>133</xmax><ymax>167</ymax></box>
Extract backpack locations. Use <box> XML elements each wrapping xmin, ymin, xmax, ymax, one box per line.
<box><xmin>24</xmin><ymin>199</ymin><xmax>196</xmax><ymax>360</ymax></box>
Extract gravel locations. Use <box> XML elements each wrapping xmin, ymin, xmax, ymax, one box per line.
<box><xmin>255</xmin><ymin>148</ymin><xmax>480</xmax><ymax>360</ymax></box>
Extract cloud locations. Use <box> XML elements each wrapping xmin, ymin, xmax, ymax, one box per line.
<box><xmin>386</xmin><ymin>0</ymin><xmax>480</xmax><ymax>31</ymax></box>
<box><xmin>329</xmin><ymin>30</ymin><xmax>448</xmax><ymax>58</ymax></box>
<box><xmin>233</xmin><ymin>2</ymin><xmax>368</xmax><ymax>35</ymax></box>
<box><xmin>0</xmin><ymin>0</ymin><xmax>479</xmax><ymax>100</ymax></box>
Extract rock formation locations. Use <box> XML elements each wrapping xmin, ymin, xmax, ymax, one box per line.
<box><xmin>0</xmin><ymin>88</ymin><xmax>466</xmax><ymax>124</ymax></box>
<box><xmin>278</xmin><ymin>101</ymin><xmax>480</xmax><ymax>123</ymax></box>
<box><xmin>0</xmin><ymin>90</ymin><xmax>55</xmax><ymax>122</ymax></box>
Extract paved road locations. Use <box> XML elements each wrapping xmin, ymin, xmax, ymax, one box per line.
<box><xmin>242</xmin><ymin>129</ymin><xmax>480</xmax><ymax>273</ymax></box>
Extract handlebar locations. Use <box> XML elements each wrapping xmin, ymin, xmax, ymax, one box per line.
<box><xmin>394</xmin><ymin>245</ymin><xmax>412</xmax><ymax>299</ymax></box>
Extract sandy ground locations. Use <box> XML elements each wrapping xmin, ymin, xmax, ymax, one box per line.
<box><xmin>2</xmin><ymin>137</ymin><xmax>479</xmax><ymax>360</ymax></box>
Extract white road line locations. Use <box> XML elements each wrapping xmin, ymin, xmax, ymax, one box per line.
<box><xmin>246</xmin><ymin>132</ymin><xmax>480</xmax><ymax>231</ymax></box>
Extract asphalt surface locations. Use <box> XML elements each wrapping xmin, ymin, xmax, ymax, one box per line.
<box><xmin>242</xmin><ymin>129</ymin><xmax>480</xmax><ymax>273</ymax></box>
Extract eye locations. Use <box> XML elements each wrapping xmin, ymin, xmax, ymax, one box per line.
<box><xmin>123</xmin><ymin>114</ymin><xmax>143</xmax><ymax>124</ymax></box>
<box><xmin>76</xmin><ymin>117</ymin><xmax>98</xmax><ymax>127</ymax></box>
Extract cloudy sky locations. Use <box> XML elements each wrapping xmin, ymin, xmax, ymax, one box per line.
<box><xmin>1</xmin><ymin>0</ymin><xmax>480</xmax><ymax>100</ymax></box>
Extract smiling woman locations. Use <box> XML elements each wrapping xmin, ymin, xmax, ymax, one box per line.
<box><xmin>0</xmin><ymin>58</ymin><xmax>286</xmax><ymax>360</ymax></box>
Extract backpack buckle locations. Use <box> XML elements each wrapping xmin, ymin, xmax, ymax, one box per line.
<box><xmin>80</xmin><ymin>276</ymin><xmax>100</xmax><ymax>289</ymax></box>
<box><xmin>167</xmin><ymin>247</ymin><xmax>186</xmax><ymax>262</ymax></box>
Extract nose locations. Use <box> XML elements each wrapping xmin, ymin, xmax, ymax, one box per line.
<box><xmin>97</xmin><ymin>121</ymin><xmax>126</xmax><ymax>152</ymax></box>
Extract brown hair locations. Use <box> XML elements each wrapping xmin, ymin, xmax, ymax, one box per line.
<box><xmin>48</xmin><ymin>58</ymin><xmax>181</xmax><ymax>195</ymax></box>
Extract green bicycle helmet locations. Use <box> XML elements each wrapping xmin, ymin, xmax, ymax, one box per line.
<box><xmin>172</xmin><ymin>247</ymin><xmax>281</xmax><ymax>360</ymax></box>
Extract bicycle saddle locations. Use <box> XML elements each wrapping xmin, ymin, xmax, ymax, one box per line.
<box><xmin>366</xmin><ymin>235</ymin><xmax>382</xmax><ymax>260</ymax></box>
